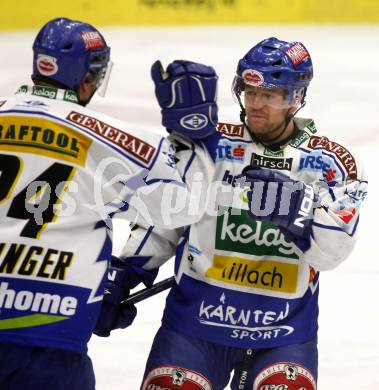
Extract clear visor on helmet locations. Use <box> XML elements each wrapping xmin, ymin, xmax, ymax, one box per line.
<box><xmin>86</xmin><ymin>58</ymin><xmax>113</xmax><ymax>97</ymax></box>
<box><xmin>232</xmin><ymin>75</ymin><xmax>302</xmax><ymax>109</ymax></box>
<box><xmin>96</xmin><ymin>60</ymin><xmax>113</xmax><ymax>97</ymax></box>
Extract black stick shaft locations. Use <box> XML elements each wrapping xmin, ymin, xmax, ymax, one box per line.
<box><xmin>121</xmin><ymin>276</ymin><xmax>175</xmax><ymax>305</ymax></box>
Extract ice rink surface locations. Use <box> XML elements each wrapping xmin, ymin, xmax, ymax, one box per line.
<box><xmin>1</xmin><ymin>24</ymin><xmax>378</xmax><ymax>389</ymax></box>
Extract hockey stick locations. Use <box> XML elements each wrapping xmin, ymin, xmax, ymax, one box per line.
<box><xmin>121</xmin><ymin>276</ymin><xmax>175</xmax><ymax>305</ymax></box>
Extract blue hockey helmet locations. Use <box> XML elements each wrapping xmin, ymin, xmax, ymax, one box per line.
<box><xmin>233</xmin><ymin>37</ymin><xmax>313</xmax><ymax>108</ymax></box>
<box><xmin>32</xmin><ymin>17</ymin><xmax>111</xmax><ymax>92</ymax></box>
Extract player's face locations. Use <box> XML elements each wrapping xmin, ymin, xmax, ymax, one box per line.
<box><xmin>244</xmin><ymin>85</ymin><xmax>292</xmax><ymax>141</ymax></box>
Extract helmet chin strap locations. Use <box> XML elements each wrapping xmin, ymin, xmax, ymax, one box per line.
<box><xmin>236</xmin><ymin>92</ymin><xmax>306</xmax><ymax>147</ymax></box>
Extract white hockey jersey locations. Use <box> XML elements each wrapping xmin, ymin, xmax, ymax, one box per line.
<box><xmin>0</xmin><ymin>85</ymin><xmax>214</xmax><ymax>353</ymax></box>
<box><xmin>122</xmin><ymin>118</ymin><xmax>368</xmax><ymax>349</ymax></box>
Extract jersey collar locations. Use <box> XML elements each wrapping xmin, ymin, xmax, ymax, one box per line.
<box><xmin>16</xmin><ymin>85</ymin><xmax>79</xmax><ymax>104</ymax></box>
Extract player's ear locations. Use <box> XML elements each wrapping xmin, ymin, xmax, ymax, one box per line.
<box><xmin>78</xmin><ymin>72</ymin><xmax>97</xmax><ymax>105</ymax></box>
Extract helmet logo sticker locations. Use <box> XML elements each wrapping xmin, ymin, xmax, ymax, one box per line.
<box><xmin>81</xmin><ymin>31</ymin><xmax>105</xmax><ymax>50</ymax></box>
<box><xmin>36</xmin><ymin>54</ymin><xmax>58</xmax><ymax>76</ymax></box>
<box><xmin>285</xmin><ymin>42</ymin><xmax>309</xmax><ymax>65</ymax></box>
<box><xmin>242</xmin><ymin>69</ymin><xmax>264</xmax><ymax>86</ymax></box>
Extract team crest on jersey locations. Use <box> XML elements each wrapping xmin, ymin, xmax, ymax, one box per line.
<box><xmin>142</xmin><ymin>366</ymin><xmax>212</xmax><ymax>390</ymax></box>
<box><xmin>217</xmin><ymin>123</ymin><xmax>244</xmax><ymax>138</ymax></box>
<box><xmin>36</xmin><ymin>54</ymin><xmax>59</xmax><ymax>76</ymax></box>
<box><xmin>67</xmin><ymin>111</ymin><xmax>156</xmax><ymax>165</ymax></box>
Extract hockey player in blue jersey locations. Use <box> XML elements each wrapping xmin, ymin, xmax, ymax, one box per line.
<box><xmin>0</xmin><ymin>17</ymin><xmax>220</xmax><ymax>390</ymax></box>
<box><xmin>95</xmin><ymin>38</ymin><xmax>367</xmax><ymax>389</ymax></box>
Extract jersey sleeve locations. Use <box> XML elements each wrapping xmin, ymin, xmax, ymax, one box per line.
<box><xmin>304</xmin><ymin>155</ymin><xmax>368</xmax><ymax>271</ymax></box>
<box><xmin>118</xmin><ymin>223</ymin><xmax>182</xmax><ymax>289</ymax></box>
<box><xmin>115</xmin><ymin>133</ymin><xmax>215</xmax><ymax>288</ymax></box>
<box><xmin>118</xmin><ymin>133</ymin><xmax>215</xmax><ymax>230</ymax></box>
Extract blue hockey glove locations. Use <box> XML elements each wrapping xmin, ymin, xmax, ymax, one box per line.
<box><xmin>151</xmin><ymin>59</ymin><xmax>218</xmax><ymax>139</ymax></box>
<box><xmin>93</xmin><ymin>256</ymin><xmax>137</xmax><ymax>337</ymax></box>
<box><xmin>242</xmin><ymin>166</ymin><xmax>317</xmax><ymax>252</ymax></box>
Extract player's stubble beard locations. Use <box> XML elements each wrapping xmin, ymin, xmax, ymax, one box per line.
<box><xmin>246</xmin><ymin>108</ymin><xmax>293</xmax><ymax>145</ymax></box>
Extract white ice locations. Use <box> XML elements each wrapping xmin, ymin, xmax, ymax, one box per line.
<box><xmin>0</xmin><ymin>24</ymin><xmax>378</xmax><ymax>389</ymax></box>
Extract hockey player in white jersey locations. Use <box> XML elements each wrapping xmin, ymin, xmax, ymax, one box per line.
<box><xmin>0</xmin><ymin>17</ymin><xmax>220</xmax><ymax>390</ymax></box>
<box><xmin>96</xmin><ymin>37</ymin><xmax>368</xmax><ymax>389</ymax></box>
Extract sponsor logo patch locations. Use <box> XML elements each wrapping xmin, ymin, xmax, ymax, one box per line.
<box><xmin>0</xmin><ymin>281</ymin><xmax>77</xmax><ymax>329</ymax></box>
<box><xmin>335</xmin><ymin>206</ymin><xmax>356</xmax><ymax>224</ymax></box>
<box><xmin>32</xmin><ymin>85</ymin><xmax>57</xmax><ymax>100</ymax></box>
<box><xmin>199</xmin><ymin>294</ymin><xmax>293</xmax><ymax>341</ymax></box>
<box><xmin>216</xmin><ymin>140</ymin><xmax>246</xmax><ymax>163</ymax></box>
<box><xmin>264</xmin><ymin>148</ymin><xmax>284</xmax><ymax>157</ymax></box>
<box><xmin>345</xmin><ymin>186</ymin><xmax>367</xmax><ymax>202</ymax></box>
<box><xmin>289</xmin><ymin>129</ymin><xmax>310</xmax><ymax>148</ymax></box>
<box><xmin>0</xmin><ymin>115</ymin><xmax>91</xmax><ymax>166</ymax></box>
<box><xmin>306</xmin><ymin>120</ymin><xmax>317</xmax><ymax>134</ymax></box>
<box><xmin>253</xmin><ymin>362</ymin><xmax>316</xmax><ymax>390</ymax></box>
<box><xmin>206</xmin><ymin>255</ymin><xmax>298</xmax><ymax>293</ymax></box>
<box><xmin>67</xmin><ymin>111</ymin><xmax>156</xmax><ymax>165</ymax></box>
<box><xmin>142</xmin><ymin>366</ymin><xmax>212</xmax><ymax>390</ymax></box>
<box><xmin>307</xmin><ymin>136</ymin><xmax>357</xmax><ymax>180</ymax></box>
<box><xmin>299</xmin><ymin>152</ymin><xmax>340</xmax><ymax>183</ymax></box>
<box><xmin>81</xmin><ymin>31</ymin><xmax>105</xmax><ymax>50</ymax></box>
<box><xmin>217</xmin><ymin>123</ymin><xmax>244</xmax><ymax>138</ymax></box>
<box><xmin>36</xmin><ymin>54</ymin><xmax>58</xmax><ymax>76</ymax></box>
<box><xmin>216</xmin><ymin>208</ymin><xmax>298</xmax><ymax>258</ymax></box>
<box><xmin>285</xmin><ymin>42</ymin><xmax>310</xmax><ymax>65</ymax></box>
<box><xmin>250</xmin><ymin>153</ymin><xmax>293</xmax><ymax>170</ymax></box>
<box><xmin>222</xmin><ymin>170</ymin><xmax>250</xmax><ymax>188</ymax></box>
<box><xmin>63</xmin><ymin>90</ymin><xmax>78</xmax><ymax>103</ymax></box>
<box><xmin>242</xmin><ymin>69</ymin><xmax>264</xmax><ymax>86</ymax></box>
